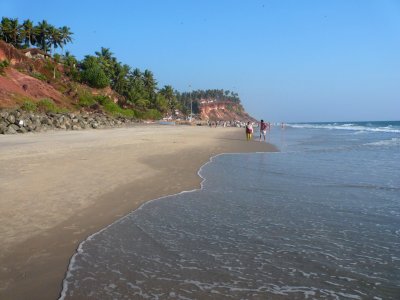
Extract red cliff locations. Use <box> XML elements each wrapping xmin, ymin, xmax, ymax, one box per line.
<box><xmin>199</xmin><ymin>99</ymin><xmax>255</xmax><ymax>122</ymax></box>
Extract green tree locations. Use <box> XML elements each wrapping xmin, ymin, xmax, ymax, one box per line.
<box><xmin>159</xmin><ymin>85</ymin><xmax>177</xmax><ymax>113</ymax></box>
<box><xmin>135</xmin><ymin>98</ymin><xmax>150</xmax><ymax>110</ymax></box>
<box><xmin>52</xmin><ymin>53</ymin><xmax>62</xmax><ymax>79</ymax></box>
<box><xmin>143</xmin><ymin>69</ymin><xmax>157</xmax><ymax>104</ymax></box>
<box><xmin>95</xmin><ymin>47</ymin><xmax>116</xmax><ymax>79</ymax></box>
<box><xmin>47</xmin><ymin>25</ymin><xmax>62</xmax><ymax>54</ymax></box>
<box><xmin>21</xmin><ymin>19</ymin><xmax>35</xmax><ymax>48</ymax></box>
<box><xmin>0</xmin><ymin>17</ymin><xmax>21</xmax><ymax>47</ymax></box>
<box><xmin>59</xmin><ymin>26</ymin><xmax>73</xmax><ymax>52</ymax></box>
<box><xmin>35</xmin><ymin>20</ymin><xmax>50</xmax><ymax>53</ymax></box>
<box><xmin>63</xmin><ymin>51</ymin><xmax>79</xmax><ymax>79</ymax></box>
<box><xmin>155</xmin><ymin>93</ymin><xmax>168</xmax><ymax>113</ymax></box>
<box><xmin>124</xmin><ymin>68</ymin><xmax>145</xmax><ymax>105</ymax></box>
<box><xmin>112</xmin><ymin>63</ymin><xmax>130</xmax><ymax>95</ymax></box>
<box><xmin>63</xmin><ymin>51</ymin><xmax>77</xmax><ymax>68</ymax></box>
<box><xmin>0</xmin><ymin>17</ymin><xmax>11</xmax><ymax>43</ymax></box>
<box><xmin>80</xmin><ymin>55</ymin><xmax>109</xmax><ymax>88</ymax></box>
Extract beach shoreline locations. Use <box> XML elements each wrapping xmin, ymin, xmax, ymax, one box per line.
<box><xmin>0</xmin><ymin>125</ymin><xmax>277</xmax><ymax>300</ymax></box>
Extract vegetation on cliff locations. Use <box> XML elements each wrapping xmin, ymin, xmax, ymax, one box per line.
<box><xmin>0</xmin><ymin>16</ymin><xmax>251</xmax><ymax>122</ymax></box>
<box><xmin>0</xmin><ymin>17</ymin><xmax>72</xmax><ymax>53</ymax></box>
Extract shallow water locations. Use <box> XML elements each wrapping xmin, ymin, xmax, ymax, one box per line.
<box><xmin>61</xmin><ymin>121</ymin><xmax>400</xmax><ymax>299</ymax></box>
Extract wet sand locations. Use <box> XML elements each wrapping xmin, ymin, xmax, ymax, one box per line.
<box><xmin>0</xmin><ymin>125</ymin><xmax>277</xmax><ymax>300</ymax></box>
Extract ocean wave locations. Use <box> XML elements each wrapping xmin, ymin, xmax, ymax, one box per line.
<box><xmin>288</xmin><ymin>123</ymin><xmax>400</xmax><ymax>133</ymax></box>
<box><xmin>364</xmin><ymin>137</ymin><xmax>400</xmax><ymax>147</ymax></box>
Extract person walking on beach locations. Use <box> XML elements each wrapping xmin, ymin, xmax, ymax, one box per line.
<box><xmin>245</xmin><ymin>121</ymin><xmax>253</xmax><ymax>141</ymax></box>
<box><xmin>259</xmin><ymin>119</ymin><xmax>268</xmax><ymax>141</ymax></box>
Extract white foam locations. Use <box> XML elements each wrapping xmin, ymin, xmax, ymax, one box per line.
<box><xmin>364</xmin><ymin>137</ymin><xmax>400</xmax><ymax>146</ymax></box>
<box><xmin>289</xmin><ymin>123</ymin><xmax>400</xmax><ymax>133</ymax></box>
<box><xmin>58</xmin><ymin>151</ymin><xmax>270</xmax><ymax>299</ymax></box>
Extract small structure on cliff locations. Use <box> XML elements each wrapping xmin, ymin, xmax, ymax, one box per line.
<box><xmin>21</xmin><ymin>48</ymin><xmax>51</xmax><ymax>60</ymax></box>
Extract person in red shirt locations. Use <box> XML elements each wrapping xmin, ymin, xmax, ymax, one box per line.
<box><xmin>259</xmin><ymin>119</ymin><xmax>267</xmax><ymax>141</ymax></box>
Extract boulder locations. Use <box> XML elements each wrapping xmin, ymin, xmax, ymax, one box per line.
<box><xmin>6</xmin><ymin>124</ymin><xmax>18</xmax><ymax>134</ymax></box>
<box><xmin>6</xmin><ymin>114</ymin><xmax>16</xmax><ymax>124</ymax></box>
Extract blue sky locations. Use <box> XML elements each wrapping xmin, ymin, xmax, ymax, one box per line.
<box><xmin>2</xmin><ymin>0</ymin><xmax>399</xmax><ymax>122</ymax></box>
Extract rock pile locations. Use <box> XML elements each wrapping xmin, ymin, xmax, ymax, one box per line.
<box><xmin>0</xmin><ymin>110</ymin><xmax>137</xmax><ymax>134</ymax></box>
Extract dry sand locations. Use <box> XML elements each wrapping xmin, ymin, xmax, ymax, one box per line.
<box><xmin>0</xmin><ymin>125</ymin><xmax>277</xmax><ymax>300</ymax></box>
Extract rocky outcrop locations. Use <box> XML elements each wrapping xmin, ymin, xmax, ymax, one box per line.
<box><xmin>0</xmin><ymin>109</ymin><xmax>137</xmax><ymax>135</ymax></box>
<box><xmin>0</xmin><ymin>41</ymin><xmax>28</xmax><ymax>65</ymax></box>
<box><xmin>199</xmin><ymin>101</ymin><xmax>255</xmax><ymax>122</ymax></box>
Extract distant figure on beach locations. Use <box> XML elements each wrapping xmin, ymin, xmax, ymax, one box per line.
<box><xmin>245</xmin><ymin>121</ymin><xmax>253</xmax><ymax>141</ymax></box>
<box><xmin>259</xmin><ymin>119</ymin><xmax>268</xmax><ymax>141</ymax></box>
<box><xmin>281</xmin><ymin>122</ymin><xmax>285</xmax><ymax>129</ymax></box>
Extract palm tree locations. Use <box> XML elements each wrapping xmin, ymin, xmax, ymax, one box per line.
<box><xmin>0</xmin><ymin>17</ymin><xmax>11</xmax><ymax>43</ymax></box>
<box><xmin>63</xmin><ymin>51</ymin><xmax>77</xmax><ymax>68</ymax></box>
<box><xmin>131</xmin><ymin>68</ymin><xmax>142</xmax><ymax>82</ymax></box>
<box><xmin>1</xmin><ymin>17</ymin><xmax>21</xmax><ymax>47</ymax></box>
<box><xmin>59</xmin><ymin>26</ymin><xmax>72</xmax><ymax>52</ymax></box>
<box><xmin>62</xmin><ymin>51</ymin><xmax>78</xmax><ymax>79</ymax></box>
<box><xmin>21</xmin><ymin>19</ymin><xmax>35</xmax><ymax>48</ymax></box>
<box><xmin>159</xmin><ymin>85</ymin><xmax>177</xmax><ymax>112</ymax></box>
<box><xmin>35</xmin><ymin>20</ymin><xmax>50</xmax><ymax>53</ymax></box>
<box><xmin>112</xmin><ymin>63</ymin><xmax>130</xmax><ymax>94</ymax></box>
<box><xmin>47</xmin><ymin>25</ymin><xmax>62</xmax><ymax>54</ymax></box>
<box><xmin>155</xmin><ymin>93</ymin><xmax>168</xmax><ymax>113</ymax></box>
<box><xmin>95</xmin><ymin>47</ymin><xmax>113</xmax><ymax>61</ymax></box>
<box><xmin>143</xmin><ymin>69</ymin><xmax>157</xmax><ymax>103</ymax></box>
<box><xmin>9</xmin><ymin>18</ymin><xmax>21</xmax><ymax>47</ymax></box>
<box><xmin>95</xmin><ymin>47</ymin><xmax>116</xmax><ymax>80</ymax></box>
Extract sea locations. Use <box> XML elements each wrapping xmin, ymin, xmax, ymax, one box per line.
<box><xmin>60</xmin><ymin>121</ymin><xmax>400</xmax><ymax>300</ymax></box>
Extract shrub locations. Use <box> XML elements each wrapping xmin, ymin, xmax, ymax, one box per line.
<box><xmin>138</xmin><ymin>109</ymin><xmax>162</xmax><ymax>120</ymax></box>
<box><xmin>21</xmin><ymin>100</ymin><xmax>37</xmax><ymax>112</ymax></box>
<box><xmin>81</xmin><ymin>66</ymin><xmax>109</xmax><ymax>88</ymax></box>
<box><xmin>96</xmin><ymin>96</ymin><xmax>135</xmax><ymax>118</ymax></box>
<box><xmin>37</xmin><ymin>98</ymin><xmax>57</xmax><ymax>112</ymax></box>
<box><xmin>93</xmin><ymin>95</ymin><xmax>110</xmax><ymax>106</ymax></box>
<box><xmin>0</xmin><ymin>59</ymin><xmax>10</xmax><ymax>75</ymax></box>
<box><xmin>37</xmin><ymin>98</ymin><xmax>67</xmax><ymax>113</ymax></box>
<box><xmin>31</xmin><ymin>72</ymin><xmax>47</xmax><ymax>81</ymax></box>
<box><xmin>78</xmin><ymin>91</ymin><xmax>96</xmax><ymax>107</ymax></box>
<box><xmin>119</xmin><ymin>108</ymin><xmax>136</xmax><ymax>118</ymax></box>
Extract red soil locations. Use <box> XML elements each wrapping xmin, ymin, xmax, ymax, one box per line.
<box><xmin>0</xmin><ymin>68</ymin><xmax>66</xmax><ymax>108</ymax></box>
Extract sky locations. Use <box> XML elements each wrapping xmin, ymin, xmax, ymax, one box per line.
<box><xmin>2</xmin><ymin>0</ymin><xmax>399</xmax><ymax>122</ymax></box>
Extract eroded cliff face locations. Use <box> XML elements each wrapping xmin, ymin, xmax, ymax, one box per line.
<box><xmin>199</xmin><ymin>100</ymin><xmax>255</xmax><ymax>122</ymax></box>
<box><xmin>0</xmin><ymin>42</ymin><xmax>122</xmax><ymax>109</ymax></box>
<box><xmin>0</xmin><ymin>41</ymin><xmax>28</xmax><ymax>64</ymax></box>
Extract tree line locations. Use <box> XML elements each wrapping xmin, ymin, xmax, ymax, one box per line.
<box><xmin>0</xmin><ymin>17</ymin><xmax>243</xmax><ymax>118</ymax></box>
<box><xmin>0</xmin><ymin>17</ymin><xmax>72</xmax><ymax>53</ymax></box>
<box><xmin>65</xmin><ymin>47</ymin><xmax>181</xmax><ymax>115</ymax></box>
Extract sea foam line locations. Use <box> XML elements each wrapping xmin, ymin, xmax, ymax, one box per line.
<box><xmin>289</xmin><ymin>123</ymin><xmax>400</xmax><ymax>133</ymax></box>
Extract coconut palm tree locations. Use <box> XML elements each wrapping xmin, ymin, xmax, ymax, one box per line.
<box><xmin>47</xmin><ymin>25</ymin><xmax>62</xmax><ymax>54</ymax></box>
<box><xmin>63</xmin><ymin>51</ymin><xmax>77</xmax><ymax>68</ymax></box>
<box><xmin>21</xmin><ymin>19</ymin><xmax>35</xmax><ymax>48</ymax></box>
<box><xmin>143</xmin><ymin>69</ymin><xmax>157</xmax><ymax>103</ymax></box>
<box><xmin>131</xmin><ymin>68</ymin><xmax>142</xmax><ymax>82</ymax></box>
<box><xmin>9</xmin><ymin>18</ymin><xmax>21</xmax><ymax>47</ymax></box>
<box><xmin>95</xmin><ymin>47</ymin><xmax>117</xmax><ymax>80</ymax></box>
<box><xmin>159</xmin><ymin>85</ymin><xmax>177</xmax><ymax>112</ymax></box>
<box><xmin>0</xmin><ymin>17</ymin><xmax>21</xmax><ymax>47</ymax></box>
<box><xmin>59</xmin><ymin>26</ymin><xmax>72</xmax><ymax>51</ymax></box>
<box><xmin>112</xmin><ymin>63</ymin><xmax>130</xmax><ymax>94</ymax></box>
<box><xmin>35</xmin><ymin>20</ymin><xmax>50</xmax><ymax>53</ymax></box>
<box><xmin>95</xmin><ymin>47</ymin><xmax>113</xmax><ymax>61</ymax></box>
<box><xmin>0</xmin><ymin>17</ymin><xmax>11</xmax><ymax>43</ymax></box>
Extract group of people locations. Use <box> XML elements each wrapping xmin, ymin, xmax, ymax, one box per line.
<box><xmin>245</xmin><ymin>119</ymin><xmax>271</xmax><ymax>141</ymax></box>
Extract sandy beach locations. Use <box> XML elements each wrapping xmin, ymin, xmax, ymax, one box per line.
<box><xmin>0</xmin><ymin>125</ymin><xmax>276</xmax><ymax>300</ymax></box>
